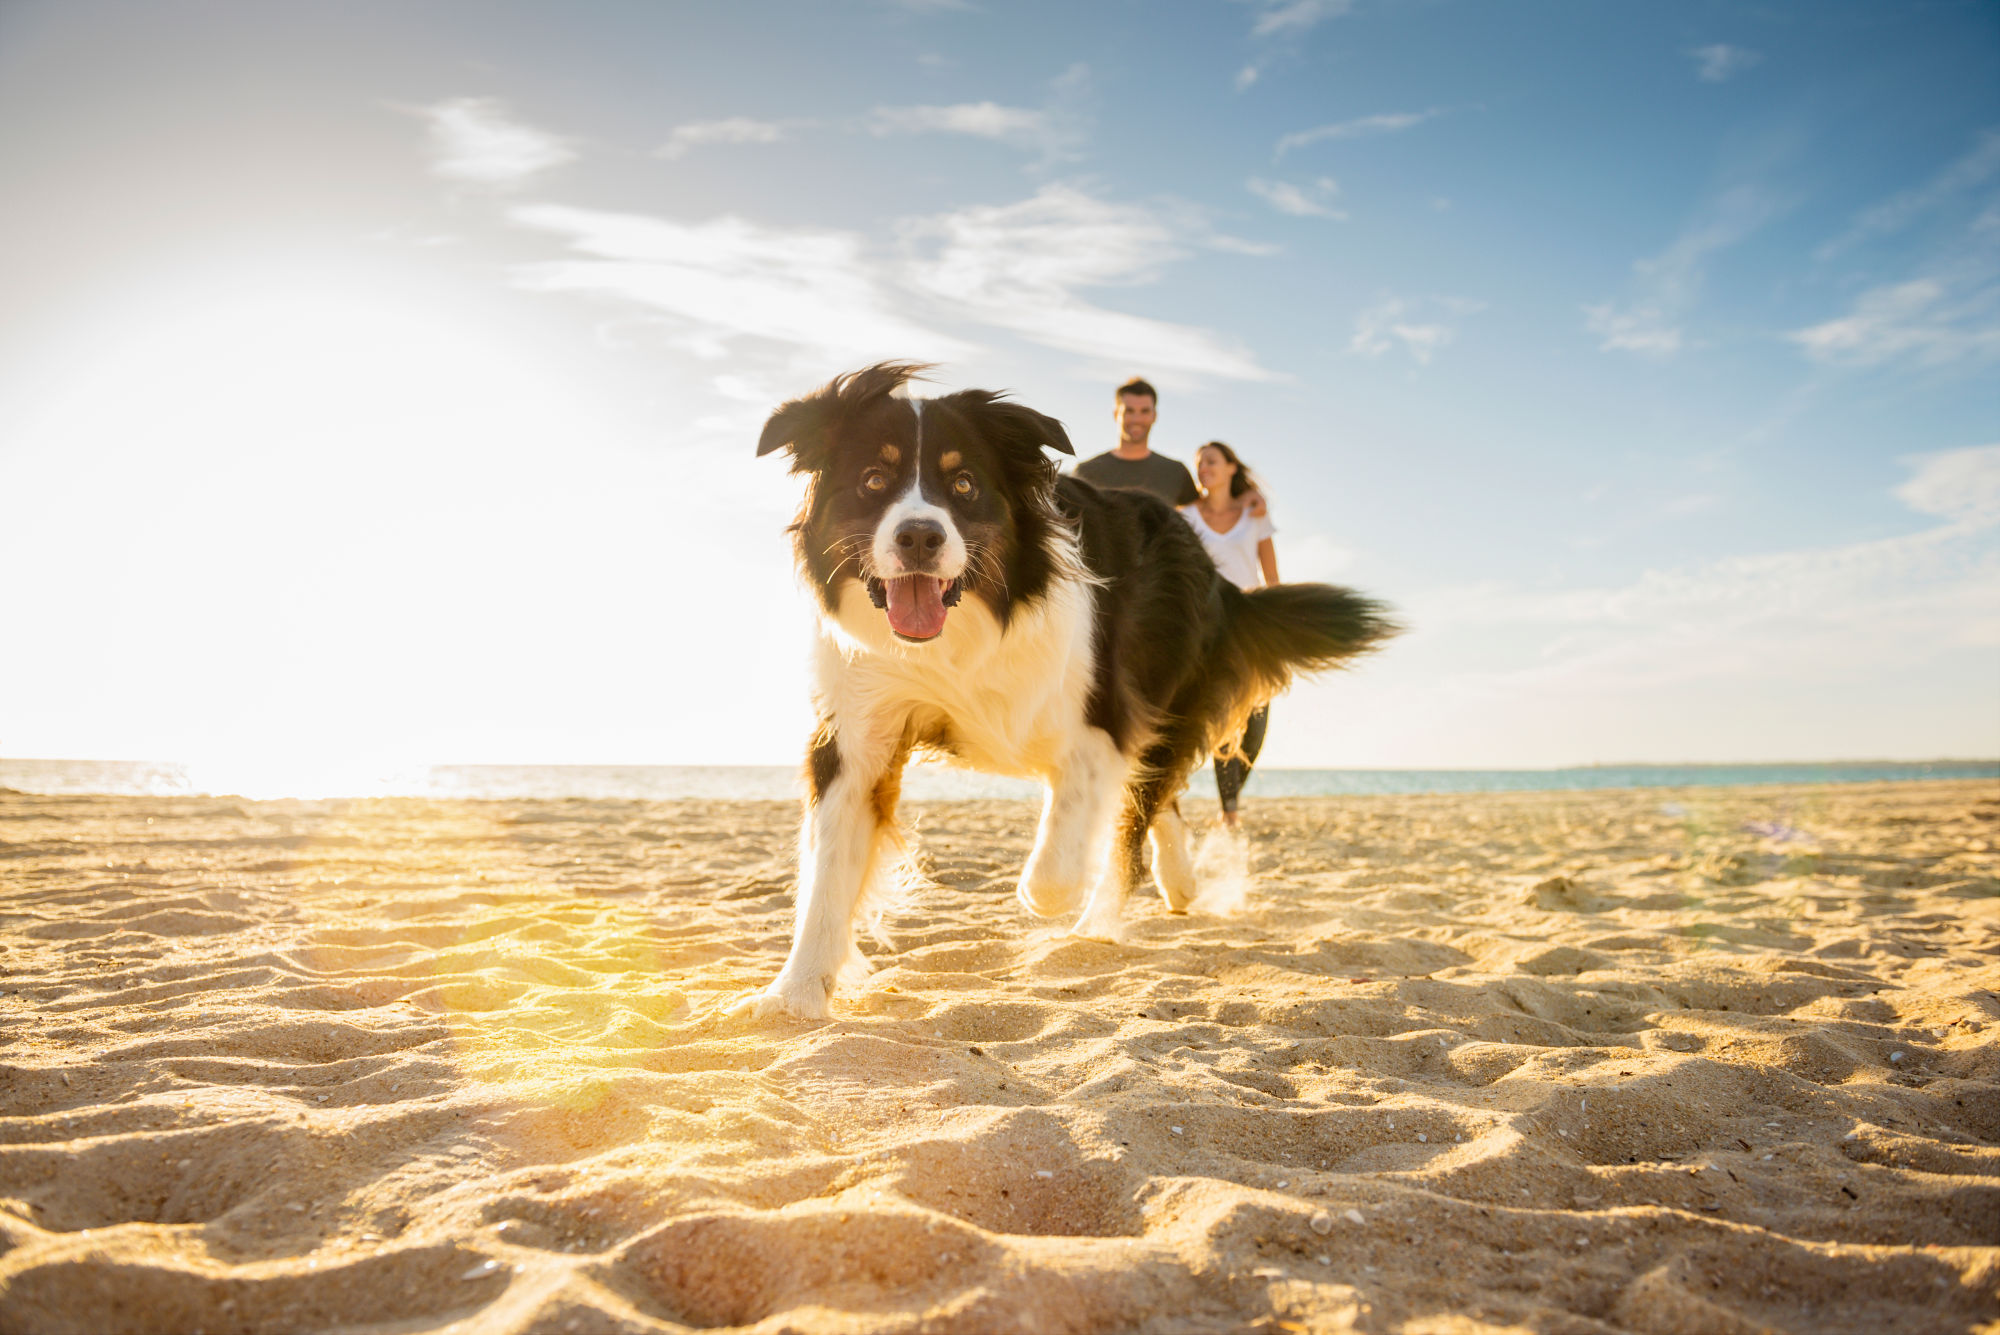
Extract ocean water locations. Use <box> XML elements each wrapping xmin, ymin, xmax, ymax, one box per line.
<box><xmin>2</xmin><ymin>757</ymin><xmax>1993</xmax><ymax>802</ymax></box>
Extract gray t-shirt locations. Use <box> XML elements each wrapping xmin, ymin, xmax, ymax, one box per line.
<box><xmin>1072</xmin><ymin>451</ymin><xmax>1199</xmax><ymax>507</ymax></box>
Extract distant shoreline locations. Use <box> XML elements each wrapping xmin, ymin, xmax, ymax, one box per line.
<box><xmin>3</xmin><ymin>757</ymin><xmax>1994</xmax><ymax>802</ymax></box>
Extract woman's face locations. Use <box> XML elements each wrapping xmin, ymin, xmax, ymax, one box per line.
<box><xmin>1196</xmin><ymin>447</ymin><xmax>1237</xmax><ymax>495</ymax></box>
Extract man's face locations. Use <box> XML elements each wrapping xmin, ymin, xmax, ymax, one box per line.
<box><xmin>1113</xmin><ymin>392</ymin><xmax>1156</xmax><ymax>448</ymax></box>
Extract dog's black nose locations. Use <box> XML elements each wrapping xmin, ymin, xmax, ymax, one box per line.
<box><xmin>894</xmin><ymin>518</ymin><xmax>947</xmax><ymax>558</ymax></box>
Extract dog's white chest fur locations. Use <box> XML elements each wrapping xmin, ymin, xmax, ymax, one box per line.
<box><xmin>815</xmin><ymin>572</ymin><xmax>1097</xmax><ymax>778</ymax></box>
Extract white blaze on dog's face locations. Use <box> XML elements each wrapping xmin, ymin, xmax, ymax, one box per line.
<box><xmin>867</xmin><ymin>399</ymin><xmax>970</xmax><ymax>642</ymax></box>
<box><xmin>757</xmin><ymin>362</ymin><xmax>1077</xmax><ymax>648</ymax></box>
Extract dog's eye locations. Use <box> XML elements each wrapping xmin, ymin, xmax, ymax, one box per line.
<box><xmin>951</xmin><ymin>473</ymin><xmax>977</xmax><ymax>499</ymax></box>
<box><xmin>860</xmin><ymin>468</ymin><xmax>890</xmax><ymax>494</ymax></box>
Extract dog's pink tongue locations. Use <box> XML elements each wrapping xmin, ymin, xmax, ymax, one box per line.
<box><xmin>885</xmin><ymin>575</ymin><xmax>948</xmax><ymax>639</ymax></box>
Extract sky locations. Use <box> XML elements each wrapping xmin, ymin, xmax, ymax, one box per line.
<box><xmin>1</xmin><ymin>0</ymin><xmax>1996</xmax><ymax>784</ymax></box>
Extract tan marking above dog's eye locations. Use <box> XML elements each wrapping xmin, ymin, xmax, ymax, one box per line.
<box><xmin>951</xmin><ymin>472</ymin><xmax>977</xmax><ymax>498</ymax></box>
<box><xmin>878</xmin><ymin>444</ymin><xmax>901</xmax><ymax>465</ymax></box>
<box><xmin>937</xmin><ymin>450</ymin><xmax>962</xmax><ymax>472</ymax></box>
<box><xmin>861</xmin><ymin>468</ymin><xmax>890</xmax><ymax>494</ymax></box>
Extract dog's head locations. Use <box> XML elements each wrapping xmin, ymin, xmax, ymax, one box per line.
<box><xmin>758</xmin><ymin>362</ymin><xmax>1075</xmax><ymax>645</ymax></box>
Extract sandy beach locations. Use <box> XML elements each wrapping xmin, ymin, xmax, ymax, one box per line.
<box><xmin>0</xmin><ymin>779</ymin><xmax>1994</xmax><ymax>1333</ymax></box>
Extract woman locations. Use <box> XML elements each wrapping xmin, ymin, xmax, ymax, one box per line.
<box><xmin>1181</xmin><ymin>441</ymin><xmax>1279</xmax><ymax>828</ymax></box>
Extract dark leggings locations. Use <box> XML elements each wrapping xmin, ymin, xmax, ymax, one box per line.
<box><xmin>1213</xmin><ymin>704</ymin><xmax>1269</xmax><ymax>814</ymax></box>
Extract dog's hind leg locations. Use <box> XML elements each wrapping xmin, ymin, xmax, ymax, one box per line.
<box><xmin>1076</xmin><ymin>724</ymin><xmax>1205</xmax><ymax>938</ymax></box>
<box><xmin>743</xmin><ymin>719</ymin><xmax>904</xmax><ymax>1021</ymax></box>
<box><xmin>1018</xmin><ymin>727</ymin><xmax>1125</xmax><ymax>919</ymax></box>
<box><xmin>1149</xmin><ymin>798</ymin><xmax>1196</xmax><ymax>913</ymax></box>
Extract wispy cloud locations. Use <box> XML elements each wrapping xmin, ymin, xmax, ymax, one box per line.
<box><xmin>1793</xmin><ymin>130</ymin><xmax>2000</xmax><ymax>369</ymax></box>
<box><xmin>1899</xmin><ymin>442</ymin><xmax>2000</xmax><ymax>529</ymax></box>
<box><xmin>1309</xmin><ymin>448</ymin><xmax>2000</xmax><ymax>765</ymax></box>
<box><xmin>1638</xmin><ymin>184</ymin><xmax>1782</xmax><ymax>304</ymax></box>
<box><xmin>1247</xmin><ymin>176</ymin><xmax>1345</xmax><ymax>220</ymax></box>
<box><xmin>869</xmin><ymin>101</ymin><xmax>1052</xmax><ymax>144</ymax></box>
<box><xmin>420</xmin><ymin>99</ymin><xmax>574</xmax><ymax>188</ymax></box>
<box><xmin>1789</xmin><ymin>275</ymin><xmax>2000</xmax><ymax>368</ymax></box>
<box><xmin>1690</xmin><ymin>44</ymin><xmax>1762</xmax><ymax>83</ymax></box>
<box><xmin>508</xmin><ymin>204</ymin><xmax>970</xmax><ymax>368</ymax></box>
<box><xmin>661</xmin><ymin>70</ymin><xmax>1099</xmax><ymax>165</ymax></box>
<box><xmin>504</xmin><ymin>185</ymin><xmax>1273</xmax><ymax>383</ymax></box>
<box><xmin>1248</xmin><ymin>0</ymin><xmax>1353</xmax><ymax>38</ymax></box>
<box><xmin>1582</xmin><ymin>303</ymin><xmax>1682</xmax><ymax>356</ymax></box>
<box><xmin>1205</xmin><ymin>233</ymin><xmax>1284</xmax><ymax>259</ymax></box>
<box><xmin>418</xmin><ymin>91</ymin><xmax>1264</xmax><ymax>385</ymax></box>
<box><xmin>1817</xmin><ymin>128</ymin><xmax>2000</xmax><ymax>260</ymax></box>
<box><xmin>869</xmin><ymin>63</ymin><xmax>1089</xmax><ymax>163</ymax></box>
<box><xmin>1419</xmin><ymin>444</ymin><xmax>2000</xmax><ymax>693</ymax></box>
<box><xmin>658</xmin><ymin>117</ymin><xmax>790</xmax><ymax>160</ymax></box>
<box><xmin>1275</xmin><ymin>109</ymin><xmax>1441</xmax><ymax>159</ymax></box>
<box><xmin>900</xmin><ymin>186</ymin><xmax>1275</xmax><ymax>380</ymax></box>
<box><xmin>1586</xmin><ymin>182</ymin><xmax>1783</xmax><ymax>356</ymax></box>
<box><xmin>1350</xmin><ymin>296</ymin><xmax>1480</xmax><ymax>365</ymax></box>
<box><xmin>1231</xmin><ymin>0</ymin><xmax>1355</xmax><ymax>89</ymax></box>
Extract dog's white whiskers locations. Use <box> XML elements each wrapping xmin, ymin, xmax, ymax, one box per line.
<box><xmin>822</xmin><ymin>533</ymin><xmax>883</xmax><ymax>586</ymax></box>
<box><xmin>964</xmin><ymin>544</ymin><xmax>1008</xmax><ymax>600</ymax></box>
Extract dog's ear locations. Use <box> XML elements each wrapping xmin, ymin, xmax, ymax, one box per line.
<box><xmin>756</xmin><ymin>395</ymin><xmax>826</xmax><ymax>462</ymax></box>
<box><xmin>993</xmin><ymin>403</ymin><xmax>1075</xmax><ymax>458</ymax></box>
<box><xmin>758</xmin><ymin>361</ymin><xmax>934</xmax><ymax>467</ymax></box>
<box><xmin>942</xmin><ymin>391</ymin><xmax>1074</xmax><ymax>459</ymax></box>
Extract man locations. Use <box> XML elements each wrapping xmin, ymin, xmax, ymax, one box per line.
<box><xmin>1072</xmin><ymin>376</ymin><xmax>1263</xmax><ymax>515</ymax></box>
<box><xmin>1071</xmin><ymin>376</ymin><xmax>1199</xmax><ymax>506</ymax></box>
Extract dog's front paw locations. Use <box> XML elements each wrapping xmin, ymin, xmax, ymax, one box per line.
<box><xmin>1017</xmin><ymin>868</ymin><xmax>1087</xmax><ymax>919</ymax></box>
<box><xmin>727</xmin><ymin>975</ymin><xmax>832</xmax><ymax>1023</ymax></box>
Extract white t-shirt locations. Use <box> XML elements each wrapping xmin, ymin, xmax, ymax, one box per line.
<box><xmin>1180</xmin><ymin>503</ymin><xmax>1275</xmax><ymax>590</ymax></box>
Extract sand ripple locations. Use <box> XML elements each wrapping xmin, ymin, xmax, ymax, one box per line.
<box><xmin>0</xmin><ymin>782</ymin><xmax>1995</xmax><ymax>1332</ymax></box>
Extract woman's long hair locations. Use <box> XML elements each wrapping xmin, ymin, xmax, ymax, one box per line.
<box><xmin>1199</xmin><ymin>440</ymin><xmax>1259</xmax><ymax>499</ymax></box>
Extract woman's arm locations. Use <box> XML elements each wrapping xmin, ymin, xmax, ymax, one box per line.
<box><xmin>1257</xmin><ymin>537</ymin><xmax>1279</xmax><ymax>587</ymax></box>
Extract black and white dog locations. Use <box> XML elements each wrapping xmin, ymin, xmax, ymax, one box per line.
<box><xmin>742</xmin><ymin>363</ymin><xmax>1393</xmax><ymax>1019</ymax></box>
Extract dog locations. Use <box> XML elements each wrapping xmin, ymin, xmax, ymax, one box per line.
<box><xmin>740</xmin><ymin>362</ymin><xmax>1394</xmax><ymax>1019</ymax></box>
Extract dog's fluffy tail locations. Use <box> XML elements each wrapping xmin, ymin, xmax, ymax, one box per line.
<box><xmin>1223</xmin><ymin>581</ymin><xmax>1399</xmax><ymax>700</ymax></box>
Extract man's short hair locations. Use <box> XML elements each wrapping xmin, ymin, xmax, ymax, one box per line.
<box><xmin>1115</xmin><ymin>376</ymin><xmax>1158</xmax><ymax>404</ymax></box>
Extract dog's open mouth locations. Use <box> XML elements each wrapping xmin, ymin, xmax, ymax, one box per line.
<box><xmin>867</xmin><ymin>575</ymin><xmax>963</xmax><ymax>641</ymax></box>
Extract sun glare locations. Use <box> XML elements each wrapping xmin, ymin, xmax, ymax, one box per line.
<box><xmin>1</xmin><ymin>256</ymin><xmax>699</xmax><ymax>787</ymax></box>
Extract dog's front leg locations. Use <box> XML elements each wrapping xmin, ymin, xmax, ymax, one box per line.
<box><xmin>1018</xmin><ymin>727</ymin><xmax>1126</xmax><ymax>919</ymax></box>
<box><xmin>1149</xmin><ymin>798</ymin><xmax>1197</xmax><ymax>913</ymax></box>
<box><xmin>1074</xmin><ymin>743</ymin><xmax>1181</xmax><ymax>940</ymax></box>
<box><xmin>744</xmin><ymin>718</ymin><xmax>900</xmax><ymax>1021</ymax></box>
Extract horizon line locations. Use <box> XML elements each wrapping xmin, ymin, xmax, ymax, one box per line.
<box><xmin>5</xmin><ymin>755</ymin><xmax>1996</xmax><ymax>774</ymax></box>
